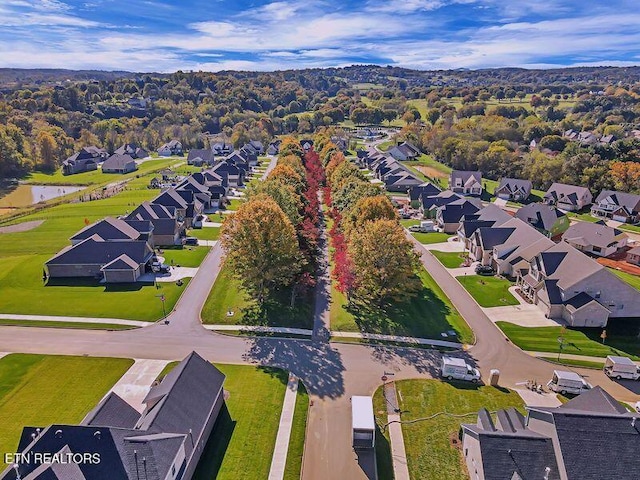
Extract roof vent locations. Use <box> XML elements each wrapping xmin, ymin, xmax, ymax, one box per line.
<box><xmin>94</xmin><ymin>430</ymin><xmax>101</xmax><ymax>440</ymax></box>
<box><xmin>544</xmin><ymin>466</ymin><xmax>551</xmax><ymax>479</ymax></box>
<box><xmin>632</xmin><ymin>417</ymin><xmax>637</xmax><ymax>428</ymax></box>
<box><xmin>55</xmin><ymin>430</ymin><xmax>63</xmax><ymax>438</ymax></box>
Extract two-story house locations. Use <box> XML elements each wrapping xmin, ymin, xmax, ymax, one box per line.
<box><xmin>543</xmin><ymin>183</ymin><xmax>593</xmax><ymax>211</ymax></box>
<box><xmin>449</xmin><ymin>170</ymin><xmax>482</xmax><ymax>196</ymax></box>
<box><xmin>591</xmin><ymin>190</ymin><xmax>640</xmax><ymax>224</ymax></box>
<box><xmin>561</xmin><ymin>221</ymin><xmax>628</xmax><ymax>257</ymax></box>
<box><xmin>494</xmin><ymin>178</ymin><xmax>532</xmax><ymax>202</ymax></box>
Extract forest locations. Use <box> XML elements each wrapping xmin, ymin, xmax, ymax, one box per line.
<box><xmin>0</xmin><ymin>65</ymin><xmax>638</xmax><ymax>192</ymax></box>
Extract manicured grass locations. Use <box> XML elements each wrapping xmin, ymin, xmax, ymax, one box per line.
<box><xmin>330</xmin><ymin>269</ymin><xmax>474</xmax><ymax>343</ymax></box>
<box><xmin>160</xmin><ymin>245</ymin><xmax>210</xmax><ymax>268</ymax></box>
<box><xmin>412</xmin><ymin>231</ymin><xmax>453</xmax><ymax>244</ymax></box>
<box><xmin>0</xmin><ymin>319</ymin><xmax>133</xmax><ymax>330</ymax></box>
<box><xmin>537</xmin><ymin>356</ymin><xmax>605</xmax><ymax>369</ymax></box>
<box><xmin>283</xmin><ymin>382</ymin><xmax>309</xmax><ymax>480</ymax></box>
<box><xmin>619</xmin><ymin>223</ymin><xmax>640</xmax><ymax>233</ymax></box>
<box><xmin>609</xmin><ymin>268</ymin><xmax>640</xmax><ymax>291</ymax></box>
<box><xmin>567</xmin><ymin>211</ymin><xmax>600</xmax><ymax>223</ymax></box>
<box><xmin>225</xmin><ymin>198</ymin><xmax>244</xmax><ymax>211</ymax></box>
<box><xmin>378</xmin><ymin>380</ymin><xmax>524</xmax><ymax>480</ymax></box>
<box><xmin>191</xmin><ymin>365</ymin><xmax>288</xmax><ymax>480</ymax></box>
<box><xmin>456</xmin><ymin>275</ymin><xmax>518</xmax><ymax>307</ymax></box>
<box><xmin>372</xmin><ymin>388</ymin><xmax>394</xmax><ymax>480</ymax></box>
<box><xmin>431</xmin><ymin>250</ymin><xmax>467</xmax><ymax>269</ymax></box>
<box><xmin>189</xmin><ymin>226</ymin><xmax>221</xmax><ymax>241</ymax></box>
<box><xmin>497</xmin><ymin>321</ymin><xmax>640</xmax><ymax>359</ymax></box>
<box><xmin>0</xmin><ymin>254</ymin><xmax>189</xmax><ymax>320</ymax></box>
<box><xmin>0</xmin><ymin>354</ymin><xmax>134</xmax><ymax>467</ymax></box>
<box><xmin>201</xmin><ymin>264</ymin><xmax>314</xmax><ymax>328</ymax></box>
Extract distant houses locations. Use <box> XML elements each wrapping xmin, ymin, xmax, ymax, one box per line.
<box><xmin>591</xmin><ymin>190</ymin><xmax>640</xmax><ymax>224</ymax></box>
<box><xmin>355</xmin><ymin>148</ymin><xmax>422</xmax><ymax>194</ymax></box>
<box><xmin>187</xmin><ymin>149</ymin><xmax>216</xmax><ymax>167</ymax></box>
<box><xmin>387</xmin><ymin>141</ymin><xmax>420</xmax><ymax>161</ymax></box>
<box><xmin>62</xmin><ymin>146</ymin><xmax>108</xmax><ymax>175</ymax></box>
<box><xmin>561</xmin><ymin>221</ymin><xmax>628</xmax><ymax>258</ymax></box>
<box><xmin>102</xmin><ymin>154</ymin><xmax>138</xmax><ymax>174</ymax></box>
<box><xmin>2</xmin><ymin>352</ymin><xmax>226</xmax><ymax>480</ymax></box>
<box><xmin>543</xmin><ymin>183</ymin><xmax>593</xmax><ymax>211</ymax></box>
<box><xmin>449</xmin><ymin>170</ymin><xmax>482</xmax><ymax>196</ymax></box>
<box><xmin>157</xmin><ymin>139</ymin><xmax>183</xmax><ymax>156</ymax></box>
<box><xmin>114</xmin><ymin>143</ymin><xmax>148</xmax><ymax>159</ymax></box>
<box><xmin>494</xmin><ymin>178</ymin><xmax>532</xmax><ymax>202</ymax></box>
<box><xmin>515</xmin><ymin>203</ymin><xmax>569</xmax><ymax>237</ymax></box>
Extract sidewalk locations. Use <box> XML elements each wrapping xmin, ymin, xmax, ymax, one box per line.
<box><xmin>384</xmin><ymin>382</ymin><xmax>410</xmax><ymax>480</ymax></box>
<box><xmin>204</xmin><ymin>325</ymin><xmax>313</xmax><ymax>336</ymax></box>
<box><xmin>527</xmin><ymin>351</ymin><xmax>614</xmax><ymax>364</ymax></box>
<box><xmin>0</xmin><ymin>314</ymin><xmax>149</xmax><ymax>327</ymax></box>
<box><xmin>268</xmin><ymin>373</ymin><xmax>299</xmax><ymax>480</ymax></box>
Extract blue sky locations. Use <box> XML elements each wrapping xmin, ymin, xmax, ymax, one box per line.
<box><xmin>0</xmin><ymin>0</ymin><xmax>638</xmax><ymax>72</ymax></box>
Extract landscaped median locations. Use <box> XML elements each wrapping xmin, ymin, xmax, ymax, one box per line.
<box><xmin>456</xmin><ymin>275</ymin><xmax>519</xmax><ymax>307</ymax></box>
<box><xmin>0</xmin><ymin>354</ymin><xmax>134</xmax><ymax>468</ymax></box>
<box><xmin>373</xmin><ymin>380</ymin><xmax>524</xmax><ymax>480</ymax></box>
<box><xmin>497</xmin><ymin>321</ymin><xmax>640</xmax><ymax>360</ymax></box>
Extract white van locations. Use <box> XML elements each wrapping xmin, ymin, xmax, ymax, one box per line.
<box><xmin>352</xmin><ymin>396</ymin><xmax>375</xmax><ymax>450</ymax></box>
<box><xmin>547</xmin><ymin>370</ymin><xmax>592</xmax><ymax>395</ymax></box>
<box><xmin>441</xmin><ymin>356</ymin><xmax>481</xmax><ymax>383</ymax></box>
<box><xmin>604</xmin><ymin>356</ymin><xmax>640</xmax><ymax>380</ymax></box>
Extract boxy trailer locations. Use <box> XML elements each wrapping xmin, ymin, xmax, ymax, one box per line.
<box><xmin>604</xmin><ymin>356</ymin><xmax>640</xmax><ymax>380</ymax></box>
<box><xmin>441</xmin><ymin>356</ymin><xmax>481</xmax><ymax>383</ymax></box>
<box><xmin>547</xmin><ymin>370</ymin><xmax>592</xmax><ymax>395</ymax></box>
<box><xmin>352</xmin><ymin>396</ymin><xmax>375</xmax><ymax>450</ymax></box>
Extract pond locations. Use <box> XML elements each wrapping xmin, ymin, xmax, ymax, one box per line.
<box><xmin>0</xmin><ymin>185</ymin><xmax>85</xmax><ymax>211</ymax></box>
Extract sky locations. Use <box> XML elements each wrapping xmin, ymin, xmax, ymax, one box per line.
<box><xmin>0</xmin><ymin>0</ymin><xmax>639</xmax><ymax>72</ymax></box>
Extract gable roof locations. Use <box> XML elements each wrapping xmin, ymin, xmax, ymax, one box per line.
<box><xmin>544</xmin><ymin>183</ymin><xmax>591</xmax><ymax>205</ymax></box>
<box><xmin>70</xmin><ymin>217</ymin><xmax>141</xmax><ymax>243</ymax></box>
<box><xmin>594</xmin><ymin>190</ymin><xmax>640</xmax><ymax>213</ymax></box>
<box><xmin>496</xmin><ymin>178</ymin><xmax>532</xmax><ymax>196</ymax></box>
<box><xmin>46</xmin><ymin>236</ymin><xmax>153</xmax><ymax>267</ymax></box>
<box><xmin>82</xmin><ymin>392</ymin><xmax>141</xmax><ymax>429</ymax></box>
<box><xmin>450</xmin><ymin>170</ymin><xmax>482</xmax><ymax>186</ymax></box>
<box><xmin>187</xmin><ymin>149</ymin><xmax>215</xmax><ymax>164</ymax></box>
<box><xmin>562</xmin><ymin>222</ymin><xmax>627</xmax><ymax>249</ymax></box>
<box><xmin>102</xmin><ymin>154</ymin><xmax>136</xmax><ymax>171</ymax></box>
<box><xmin>516</xmin><ymin>204</ymin><xmax>566</xmax><ymax>233</ymax></box>
<box><xmin>127</xmin><ymin>202</ymin><xmax>176</xmax><ymax>221</ymax></box>
<box><xmin>409</xmin><ymin>182</ymin><xmax>441</xmax><ymax>201</ymax></box>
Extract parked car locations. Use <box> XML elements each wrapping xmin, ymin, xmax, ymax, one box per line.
<box><xmin>184</xmin><ymin>237</ymin><xmax>198</xmax><ymax>246</ymax></box>
<box><xmin>475</xmin><ymin>265</ymin><xmax>495</xmax><ymax>276</ymax></box>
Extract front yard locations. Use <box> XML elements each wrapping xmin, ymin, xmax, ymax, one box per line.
<box><xmin>431</xmin><ymin>250</ymin><xmax>468</xmax><ymax>269</ymax></box>
<box><xmin>497</xmin><ymin>321</ymin><xmax>640</xmax><ymax>359</ymax></box>
<box><xmin>373</xmin><ymin>380</ymin><xmax>524</xmax><ymax>480</ymax></box>
<box><xmin>456</xmin><ymin>275</ymin><xmax>519</xmax><ymax>307</ymax></box>
<box><xmin>160</xmin><ymin>245</ymin><xmax>210</xmax><ymax>267</ymax></box>
<box><xmin>189</xmin><ymin>226</ymin><xmax>221</xmax><ymax>241</ymax></box>
<box><xmin>330</xmin><ymin>269</ymin><xmax>474</xmax><ymax>343</ymax></box>
<box><xmin>0</xmin><ymin>354</ymin><xmax>134</xmax><ymax>467</ymax></box>
<box><xmin>609</xmin><ymin>268</ymin><xmax>640</xmax><ymax>291</ymax></box>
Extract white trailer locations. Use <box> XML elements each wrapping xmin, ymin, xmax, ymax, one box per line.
<box><xmin>352</xmin><ymin>396</ymin><xmax>375</xmax><ymax>450</ymax></box>
<box><xmin>604</xmin><ymin>356</ymin><xmax>640</xmax><ymax>380</ymax></box>
<box><xmin>547</xmin><ymin>370</ymin><xmax>592</xmax><ymax>395</ymax></box>
<box><xmin>441</xmin><ymin>356</ymin><xmax>481</xmax><ymax>383</ymax></box>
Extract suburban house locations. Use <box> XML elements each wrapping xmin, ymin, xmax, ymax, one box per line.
<box><xmin>45</xmin><ymin>234</ymin><xmax>153</xmax><ymax>283</ymax></box>
<box><xmin>70</xmin><ymin>217</ymin><xmax>152</xmax><ymax>245</ymax></box>
<box><xmin>384</xmin><ymin>171</ymin><xmax>423</xmax><ymax>192</ymax></box>
<box><xmin>462</xmin><ymin>386</ymin><xmax>640</xmax><ymax>480</ymax></box>
<box><xmin>409</xmin><ymin>182</ymin><xmax>441</xmax><ymax>203</ymax></box>
<box><xmin>102</xmin><ymin>154</ymin><xmax>137</xmax><ymax>174</ymax></box>
<box><xmin>267</xmin><ymin>139</ymin><xmax>281</xmax><ymax>155</ymax></box>
<box><xmin>209</xmin><ymin>161</ymin><xmax>245</xmax><ymax>188</ymax></box>
<box><xmin>211</xmin><ymin>142</ymin><xmax>233</xmax><ymax>156</ymax></box>
<box><xmin>494</xmin><ymin>178</ymin><xmax>532</xmax><ymax>202</ymax></box>
<box><xmin>517</xmin><ymin>242</ymin><xmax>640</xmax><ymax>326</ymax></box>
<box><xmin>126</xmin><ymin>202</ymin><xmax>184</xmax><ymax>246</ymax></box>
<box><xmin>237</xmin><ymin>147</ymin><xmax>259</xmax><ymax>166</ymax></box>
<box><xmin>174</xmin><ymin>177</ymin><xmax>213</xmax><ymax>211</ymax></box>
<box><xmin>435</xmin><ymin>199</ymin><xmax>481</xmax><ymax>233</ymax></box>
<box><xmin>449</xmin><ymin>170</ymin><xmax>482</xmax><ymax>196</ymax></box>
<box><xmin>330</xmin><ymin>136</ymin><xmax>349</xmax><ymax>151</ymax></box>
<box><xmin>627</xmin><ymin>246</ymin><xmax>640</xmax><ymax>266</ymax></box>
<box><xmin>543</xmin><ymin>183</ymin><xmax>593</xmax><ymax>211</ymax></box>
<box><xmin>300</xmin><ymin>139</ymin><xmax>314</xmax><ymax>151</ymax></box>
<box><xmin>468</xmin><ymin>217</ymin><xmax>555</xmax><ymax>277</ymax></box>
<box><xmin>591</xmin><ymin>190</ymin><xmax>640</xmax><ymax>224</ymax></box>
<box><xmin>62</xmin><ymin>146</ymin><xmax>107</xmax><ymax>175</ymax></box>
<box><xmin>561</xmin><ymin>221</ymin><xmax>628</xmax><ymax>258</ymax></box>
<box><xmin>1</xmin><ymin>352</ymin><xmax>226</xmax><ymax>480</ymax></box>
<box><xmin>114</xmin><ymin>143</ymin><xmax>148</xmax><ymax>159</ymax></box>
<box><xmin>515</xmin><ymin>203</ymin><xmax>569</xmax><ymax>237</ymax></box>
<box><xmin>152</xmin><ymin>188</ymin><xmax>202</xmax><ymax>228</ymax></box>
<box><xmin>187</xmin><ymin>149</ymin><xmax>215</xmax><ymax>166</ymax></box>
<box><xmin>243</xmin><ymin>140</ymin><xmax>265</xmax><ymax>155</ymax></box>
<box><xmin>157</xmin><ymin>140</ymin><xmax>183</xmax><ymax>156</ymax></box>
<box><xmin>387</xmin><ymin>141</ymin><xmax>420</xmax><ymax>161</ymax></box>
<box><xmin>457</xmin><ymin>204</ymin><xmax>512</xmax><ymax>251</ymax></box>
<box><xmin>420</xmin><ymin>190</ymin><xmax>464</xmax><ymax>218</ymax></box>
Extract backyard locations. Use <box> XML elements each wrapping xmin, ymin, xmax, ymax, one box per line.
<box><xmin>373</xmin><ymin>379</ymin><xmax>524</xmax><ymax>480</ymax></box>
<box><xmin>0</xmin><ymin>354</ymin><xmax>134</xmax><ymax>468</ymax></box>
<box><xmin>497</xmin><ymin>321</ymin><xmax>640</xmax><ymax>359</ymax></box>
<box><xmin>330</xmin><ymin>269</ymin><xmax>474</xmax><ymax>343</ymax></box>
<box><xmin>456</xmin><ymin>275</ymin><xmax>519</xmax><ymax>307</ymax></box>
<box><xmin>201</xmin><ymin>264</ymin><xmax>314</xmax><ymax>329</ymax></box>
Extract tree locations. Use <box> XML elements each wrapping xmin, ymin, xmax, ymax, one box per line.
<box><xmin>539</xmin><ymin>135</ymin><xmax>567</xmax><ymax>152</ymax></box>
<box><xmin>332</xmin><ymin>179</ymin><xmax>381</xmax><ymax>212</ymax></box>
<box><xmin>343</xmin><ymin>195</ymin><xmax>397</xmax><ymax>237</ymax></box>
<box><xmin>246</xmin><ymin>183</ymin><xmax>302</xmax><ymax>227</ymax></box>
<box><xmin>36</xmin><ymin>131</ymin><xmax>57</xmax><ymax>171</ymax></box>
<box><xmin>78</xmin><ymin>129</ymin><xmax>100</xmax><ymax>148</ymax></box>
<box><xmin>279</xmin><ymin>136</ymin><xmax>305</xmax><ymax>158</ymax></box>
<box><xmin>609</xmin><ymin>161</ymin><xmax>640</xmax><ymax>193</ymax></box>
<box><xmin>349</xmin><ymin>219</ymin><xmax>421</xmax><ymax>304</ymax></box>
<box><xmin>268</xmin><ymin>163</ymin><xmax>306</xmax><ymax>194</ymax></box>
<box><xmin>325</xmin><ymin>151</ymin><xmax>346</xmax><ymax>181</ymax></box>
<box><xmin>221</xmin><ymin>197</ymin><xmax>302</xmax><ymax>304</ymax></box>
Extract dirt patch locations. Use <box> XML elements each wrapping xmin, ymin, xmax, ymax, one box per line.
<box><xmin>414</xmin><ymin>166</ymin><xmax>448</xmax><ymax>180</ymax></box>
<box><xmin>0</xmin><ymin>219</ymin><xmax>44</xmax><ymax>234</ymax></box>
<box><xmin>597</xmin><ymin>256</ymin><xmax>640</xmax><ymax>275</ymax></box>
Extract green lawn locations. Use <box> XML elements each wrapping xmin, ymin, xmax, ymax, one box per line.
<box><xmin>0</xmin><ymin>354</ymin><xmax>133</xmax><ymax>467</ymax></box>
<box><xmin>0</xmin><ymin>319</ymin><xmax>133</xmax><ymax>330</ymax></box>
<box><xmin>201</xmin><ymin>264</ymin><xmax>314</xmax><ymax>329</ymax></box>
<box><xmin>330</xmin><ymin>269</ymin><xmax>474</xmax><ymax>343</ymax></box>
<box><xmin>412</xmin><ymin>232</ymin><xmax>454</xmax><ymax>244</ymax></box>
<box><xmin>619</xmin><ymin>223</ymin><xmax>640</xmax><ymax>233</ymax></box>
<box><xmin>375</xmin><ymin>380</ymin><xmax>524</xmax><ymax>480</ymax></box>
<box><xmin>537</xmin><ymin>356</ymin><xmax>605</xmax><ymax>369</ymax></box>
<box><xmin>497</xmin><ymin>321</ymin><xmax>640</xmax><ymax>359</ymax></box>
<box><xmin>431</xmin><ymin>250</ymin><xmax>468</xmax><ymax>269</ymax></box>
<box><xmin>189</xmin><ymin>226</ymin><xmax>221</xmax><ymax>241</ymax></box>
<box><xmin>609</xmin><ymin>268</ymin><xmax>640</xmax><ymax>291</ymax></box>
<box><xmin>225</xmin><ymin>198</ymin><xmax>244</xmax><ymax>211</ymax></box>
<box><xmin>160</xmin><ymin>246</ymin><xmax>210</xmax><ymax>267</ymax></box>
<box><xmin>283</xmin><ymin>382</ymin><xmax>309</xmax><ymax>480</ymax></box>
<box><xmin>372</xmin><ymin>388</ymin><xmax>394</xmax><ymax>480</ymax></box>
<box><xmin>456</xmin><ymin>275</ymin><xmax>519</xmax><ymax>307</ymax></box>
<box><xmin>191</xmin><ymin>365</ymin><xmax>288</xmax><ymax>480</ymax></box>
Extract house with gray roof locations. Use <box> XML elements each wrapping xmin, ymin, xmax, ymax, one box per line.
<box><xmin>561</xmin><ymin>221</ymin><xmax>628</xmax><ymax>257</ymax></box>
<box><xmin>626</xmin><ymin>246</ymin><xmax>640</xmax><ymax>266</ymax></box>
<box><xmin>102</xmin><ymin>154</ymin><xmax>138</xmax><ymax>174</ymax></box>
<box><xmin>409</xmin><ymin>182</ymin><xmax>441</xmax><ymax>203</ymax></box>
<box><xmin>62</xmin><ymin>146</ymin><xmax>107</xmax><ymax>175</ymax></box>
<box><xmin>543</xmin><ymin>183</ymin><xmax>593</xmax><ymax>212</ymax></box>
<box><xmin>591</xmin><ymin>190</ymin><xmax>640</xmax><ymax>224</ymax></box>
<box><xmin>449</xmin><ymin>170</ymin><xmax>482</xmax><ymax>196</ymax></box>
<box><xmin>457</xmin><ymin>204</ymin><xmax>512</xmax><ymax>250</ymax></box>
<box><xmin>187</xmin><ymin>149</ymin><xmax>215</xmax><ymax>166</ymax></box>
<box><xmin>462</xmin><ymin>386</ymin><xmax>640</xmax><ymax>480</ymax></box>
<box><xmin>70</xmin><ymin>217</ymin><xmax>149</xmax><ymax>245</ymax></box>
<box><xmin>515</xmin><ymin>203</ymin><xmax>569</xmax><ymax>238</ymax></box>
<box><xmin>517</xmin><ymin>242</ymin><xmax>640</xmax><ymax>326</ymax></box>
<box><xmin>157</xmin><ymin>140</ymin><xmax>183</xmax><ymax>157</ymax></box>
<box><xmin>211</xmin><ymin>142</ymin><xmax>233</xmax><ymax>156</ymax></box>
<box><xmin>114</xmin><ymin>144</ymin><xmax>148</xmax><ymax>159</ymax></box>
<box><xmin>388</xmin><ymin>141</ymin><xmax>420</xmax><ymax>161</ymax></box>
<box><xmin>2</xmin><ymin>352</ymin><xmax>226</xmax><ymax>480</ymax></box>
<box><xmin>494</xmin><ymin>178</ymin><xmax>532</xmax><ymax>202</ymax></box>
<box><xmin>45</xmin><ymin>234</ymin><xmax>153</xmax><ymax>283</ymax></box>
<box><xmin>419</xmin><ymin>190</ymin><xmax>463</xmax><ymax>218</ymax></box>
<box><xmin>126</xmin><ymin>202</ymin><xmax>184</xmax><ymax>246</ymax></box>
<box><xmin>435</xmin><ymin>198</ymin><xmax>481</xmax><ymax>233</ymax></box>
